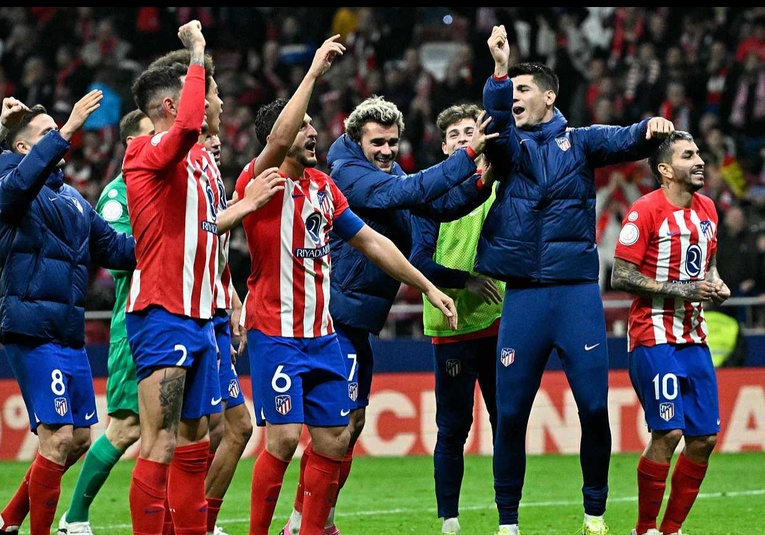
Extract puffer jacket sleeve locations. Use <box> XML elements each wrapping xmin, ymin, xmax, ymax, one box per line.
<box><xmin>87</xmin><ymin>200</ymin><xmax>136</xmax><ymax>271</ymax></box>
<box><xmin>0</xmin><ymin>131</ymin><xmax>70</xmax><ymax>223</ymax></box>
<box><xmin>329</xmin><ymin>135</ymin><xmax>478</xmax><ymax>210</ymax></box>
<box><xmin>581</xmin><ymin>118</ymin><xmax>662</xmax><ymax>166</ymax></box>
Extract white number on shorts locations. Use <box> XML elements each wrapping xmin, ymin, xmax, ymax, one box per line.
<box><xmin>346</xmin><ymin>353</ymin><xmax>358</xmax><ymax>382</ymax></box>
<box><xmin>50</xmin><ymin>369</ymin><xmax>66</xmax><ymax>396</ymax></box>
<box><xmin>271</xmin><ymin>365</ymin><xmax>292</xmax><ymax>393</ymax></box>
<box><xmin>652</xmin><ymin>373</ymin><xmax>678</xmax><ymax>400</ymax></box>
<box><xmin>174</xmin><ymin>344</ymin><xmax>188</xmax><ymax>366</ymax></box>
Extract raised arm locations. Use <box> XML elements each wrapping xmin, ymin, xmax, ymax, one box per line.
<box><xmin>251</xmin><ymin>35</ymin><xmax>345</xmax><ymax>175</ymax></box>
<box><xmin>0</xmin><ymin>97</ymin><xmax>30</xmax><ymax>144</ymax></box>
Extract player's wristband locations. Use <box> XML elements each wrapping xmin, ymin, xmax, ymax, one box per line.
<box><xmin>465</xmin><ymin>146</ymin><xmax>477</xmax><ymax>160</ymax></box>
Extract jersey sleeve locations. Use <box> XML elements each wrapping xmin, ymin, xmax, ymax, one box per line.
<box><xmin>614</xmin><ymin>200</ymin><xmax>652</xmax><ymax>266</ymax></box>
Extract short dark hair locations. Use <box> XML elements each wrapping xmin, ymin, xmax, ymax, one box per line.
<box><xmin>118</xmin><ymin>109</ymin><xmax>148</xmax><ymax>148</ymax></box>
<box><xmin>507</xmin><ymin>62</ymin><xmax>559</xmax><ymax>94</ymax></box>
<box><xmin>648</xmin><ymin>130</ymin><xmax>695</xmax><ymax>181</ymax></box>
<box><xmin>5</xmin><ymin>105</ymin><xmax>47</xmax><ymax>152</ymax></box>
<box><xmin>254</xmin><ymin>97</ymin><xmax>289</xmax><ymax>146</ymax></box>
<box><xmin>436</xmin><ymin>103</ymin><xmax>482</xmax><ymax>142</ymax></box>
<box><xmin>131</xmin><ymin>49</ymin><xmax>215</xmax><ymax>114</ymax></box>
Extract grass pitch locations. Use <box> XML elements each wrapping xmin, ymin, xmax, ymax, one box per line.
<box><xmin>0</xmin><ymin>452</ymin><xmax>762</xmax><ymax>534</ymax></box>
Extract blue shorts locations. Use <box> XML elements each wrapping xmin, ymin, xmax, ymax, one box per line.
<box><xmin>4</xmin><ymin>341</ymin><xmax>97</xmax><ymax>432</ymax></box>
<box><xmin>126</xmin><ymin>306</ymin><xmax>221</xmax><ymax>419</ymax></box>
<box><xmin>247</xmin><ymin>329</ymin><xmax>349</xmax><ymax>427</ymax></box>
<box><xmin>629</xmin><ymin>344</ymin><xmax>720</xmax><ymax>436</ymax></box>
<box><xmin>335</xmin><ymin>323</ymin><xmax>374</xmax><ymax>411</ymax></box>
<box><xmin>214</xmin><ymin>311</ymin><xmax>245</xmax><ymax>409</ymax></box>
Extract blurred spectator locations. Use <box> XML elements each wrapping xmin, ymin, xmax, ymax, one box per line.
<box><xmin>16</xmin><ymin>55</ymin><xmax>55</xmax><ymax>111</ymax></box>
<box><xmin>608</xmin><ymin>7</ymin><xmax>646</xmax><ymax>69</ymax></box>
<box><xmin>716</xmin><ymin>204</ymin><xmax>760</xmax><ymax>322</ymax></box>
<box><xmin>52</xmin><ymin>43</ymin><xmax>92</xmax><ymax>117</ymax></box>
<box><xmin>735</xmin><ymin>14</ymin><xmax>765</xmax><ymax>63</ymax></box>
<box><xmin>701</xmin><ymin>39</ymin><xmax>733</xmax><ymax>116</ymax></box>
<box><xmin>623</xmin><ymin>41</ymin><xmax>662</xmax><ymax>123</ymax></box>
<box><xmin>82</xmin><ymin>67</ymin><xmax>123</xmax><ymax>147</ymax></box>
<box><xmin>720</xmin><ymin>51</ymin><xmax>765</xmax><ymax>176</ymax></box>
<box><xmin>80</xmin><ymin>16</ymin><xmax>132</xmax><ymax>69</ymax></box>
<box><xmin>701</xmin><ymin>125</ymin><xmax>750</xmax><ymax>200</ymax></box>
<box><xmin>330</xmin><ymin>7</ymin><xmax>360</xmax><ymax>44</ymax></box>
<box><xmin>658</xmin><ymin>80</ymin><xmax>696</xmax><ymax>134</ymax></box>
<box><xmin>595</xmin><ymin>170</ymin><xmax>641</xmax><ymax>292</ymax></box>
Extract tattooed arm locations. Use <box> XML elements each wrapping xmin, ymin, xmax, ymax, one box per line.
<box><xmin>704</xmin><ymin>254</ymin><xmax>731</xmax><ymax>305</ymax></box>
<box><xmin>611</xmin><ymin>256</ymin><xmax>728</xmax><ymax>303</ymax></box>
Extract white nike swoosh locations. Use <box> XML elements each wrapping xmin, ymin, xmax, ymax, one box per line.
<box><xmin>584</xmin><ymin>343</ymin><xmax>601</xmax><ymax>351</ymax></box>
<box><xmin>340</xmin><ymin>409</ymin><xmax>350</xmax><ymax>416</ymax></box>
<box><xmin>211</xmin><ymin>397</ymin><xmax>222</xmax><ymax>406</ymax></box>
<box><xmin>85</xmin><ymin>411</ymin><xmax>96</xmax><ymax>420</ymax></box>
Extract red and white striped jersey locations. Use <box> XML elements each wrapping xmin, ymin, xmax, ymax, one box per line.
<box><xmin>123</xmin><ymin>65</ymin><xmax>221</xmax><ymax>319</ymax></box>
<box><xmin>212</xmin><ymin>162</ymin><xmax>234</xmax><ymax>311</ymax></box>
<box><xmin>235</xmin><ymin>160</ymin><xmax>350</xmax><ymax>338</ymax></box>
<box><xmin>614</xmin><ymin>188</ymin><xmax>719</xmax><ymax>351</ymax></box>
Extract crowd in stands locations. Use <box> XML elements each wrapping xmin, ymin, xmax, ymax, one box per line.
<box><xmin>2</xmin><ymin>6</ymin><xmax>765</xmax><ymax>340</ymax></box>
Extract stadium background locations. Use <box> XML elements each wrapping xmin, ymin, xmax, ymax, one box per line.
<box><xmin>0</xmin><ymin>7</ymin><xmax>764</xmax><ymax>460</ymax></box>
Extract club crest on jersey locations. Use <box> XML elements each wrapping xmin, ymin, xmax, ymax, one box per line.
<box><xmin>275</xmin><ymin>395</ymin><xmax>292</xmax><ymax>416</ymax></box>
<box><xmin>500</xmin><ymin>348</ymin><xmax>515</xmax><ymax>367</ymax></box>
<box><xmin>446</xmin><ymin>359</ymin><xmax>462</xmax><ymax>377</ymax></box>
<box><xmin>700</xmin><ymin>220</ymin><xmax>714</xmax><ymax>240</ymax></box>
<box><xmin>54</xmin><ymin>397</ymin><xmax>68</xmax><ymax>417</ymax></box>
<box><xmin>348</xmin><ymin>382</ymin><xmax>358</xmax><ymax>401</ymax></box>
<box><xmin>228</xmin><ymin>379</ymin><xmax>240</xmax><ymax>399</ymax></box>
<box><xmin>555</xmin><ymin>137</ymin><xmax>571</xmax><ymax>151</ymax></box>
<box><xmin>317</xmin><ymin>190</ymin><xmax>332</xmax><ymax>215</ymax></box>
<box><xmin>659</xmin><ymin>402</ymin><xmax>674</xmax><ymax>422</ymax></box>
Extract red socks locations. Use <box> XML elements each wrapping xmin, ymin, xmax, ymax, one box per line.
<box><xmin>28</xmin><ymin>453</ymin><xmax>65</xmax><ymax>535</ymax></box>
<box><xmin>297</xmin><ymin>442</ymin><xmax>354</xmax><ymax>510</ymax></box>
<box><xmin>249</xmin><ymin>450</ymin><xmax>290</xmax><ymax>535</ymax></box>
<box><xmin>337</xmin><ymin>448</ymin><xmax>354</xmax><ymax>497</ymax></box>
<box><xmin>206</xmin><ymin>497</ymin><xmax>223</xmax><ymax>533</ymax></box>
<box><xmin>130</xmin><ymin>457</ymin><xmax>170</xmax><ymax>535</ymax></box>
<box><xmin>299</xmin><ymin>450</ymin><xmax>342</xmax><ymax>535</ymax></box>
<box><xmin>168</xmin><ymin>442</ymin><xmax>210</xmax><ymax>535</ymax></box>
<box><xmin>635</xmin><ymin>455</ymin><xmax>670</xmax><ymax>534</ymax></box>
<box><xmin>293</xmin><ymin>442</ymin><xmax>313</xmax><ymax>513</ymax></box>
<box><xmin>660</xmin><ymin>454</ymin><xmax>708</xmax><ymax>534</ymax></box>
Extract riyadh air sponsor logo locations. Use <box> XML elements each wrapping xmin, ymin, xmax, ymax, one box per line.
<box><xmin>500</xmin><ymin>348</ymin><xmax>515</xmax><ymax>367</ymax></box>
<box><xmin>659</xmin><ymin>402</ymin><xmax>675</xmax><ymax>422</ymax></box>
<box><xmin>201</xmin><ymin>220</ymin><xmax>218</xmax><ymax>234</ymax></box>
<box><xmin>294</xmin><ymin>243</ymin><xmax>330</xmax><ymax>258</ymax></box>
<box><xmin>446</xmin><ymin>359</ymin><xmax>462</xmax><ymax>377</ymax></box>
<box><xmin>275</xmin><ymin>394</ymin><xmax>292</xmax><ymax>416</ymax></box>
